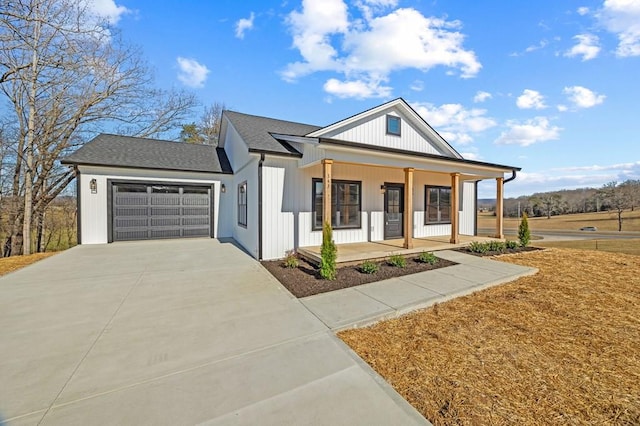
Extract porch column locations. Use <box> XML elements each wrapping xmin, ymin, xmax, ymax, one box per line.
<box><xmin>403</xmin><ymin>167</ymin><xmax>414</xmax><ymax>249</ymax></box>
<box><xmin>322</xmin><ymin>159</ymin><xmax>333</xmax><ymax>228</ymax></box>
<box><xmin>450</xmin><ymin>173</ymin><xmax>460</xmax><ymax>244</ymax></box>
<box><xmin>496</xmin><ymin>177</ymin><xmax>504</xmax><ymax>239</ymax></box>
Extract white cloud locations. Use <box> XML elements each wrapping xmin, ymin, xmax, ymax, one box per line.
<box><xmin>516</xmin><ymin>89</ymin><xmax>546</xmax><ymax>109</ymax></box>
<box><xmin>495</xmin><ymin>117</ymin><xmax>561</xmax><ymax>146</ymax></box>
<box><xmin>563</xmin><ymin>85</ymin><xmax>606</xmax><ymax>108</ymax></box>
<box><xmin>557</xmin><ymin>104</ymin><xmax>568</xmax><ymax>112</ymax></box>
<box><xmin>473</xmin><ymin>91</ymin><xmax>492</xmax><ymax>103</ymax></box>
<box><xmin>554</xmin><ymin>161</ymin><xmax>640</xmax><ymax>173</ymax></box>
<box><xmin>525</xmin><ymin>39</ymin><xmax>548</xmax><ymax>53</ymax></box>
<box><xmin>577</xmin><ymin>6</ymin><xmax>590</xmax><ymax>15</ymax></box>
<box><xmin>597</xmin><ymin>0</ymin><xmax>640</xmax><ymax>57</ymax></box>
<box><xmin>323</xmin><ymin>78</ymin><xmax>392</xmax><ymax>99</ymax></box>
<box><xmin>564</xmin><ymin>34</ymin><xmax>601</xmax><ymax>60</ymax></box>
<box><xmin>283</xmin><ymin>0</ymin><xmax>480</xmax><ymax>98</ymax></box>
<box><xmin>235</xmin><ymin>12</ymin><xmax>255</xmax><ymax>39</ymax></box>
<box><xmin>412</xmin><ymin>101</ymin><xmax>496</xmax><ymax>146</ymax></box>
<box><xmin>85</xmin><ymin>0</ymin><xmax>130</xmax><ymax>24</ymax></box>
<box><xmin>176</xmin><ymin>57</ymin><xmax>210</xmax><ymax>88</ymax></box>
<box><xmin>460</xmin><ymin>151</ymin><xmax>481</xmax><ymax>161</ymax></box>
<box><xmin>410</xmin><ymin>80</ymin><xmax>424</xmax><ymax>91</ymax></box>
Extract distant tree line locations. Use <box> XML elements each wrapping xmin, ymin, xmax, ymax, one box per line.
<box><xmin>489</xmin><ymin>180</ymin><xmax>640</xmax><ymax>231</ymax></box>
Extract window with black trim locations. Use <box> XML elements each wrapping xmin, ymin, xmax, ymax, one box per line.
<box><xmin>238</xmin><ymin>181</ymin><xmax>247</xmax><ymax>227</ymax></box>
<box><xmin>312</xmin><ymin>179</ymin><xmax>361</xmax><ymax>230</ymax></box>
<box><xmin>386</xmin><ymin>115</ymin><xmax>401</xmax><ymax>136</ymax></box>
<box><xmin>425</xmin><ymin>186</ymin><xmax>451</xmax><ymax>224</ymax></box>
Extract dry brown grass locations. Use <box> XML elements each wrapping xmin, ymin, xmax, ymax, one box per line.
<box><xmin>0</xmin><ymin>252</ymin><xmax>57</xmax><ymax>276</ymax></box>
<box><xmin>478</xmin><ymin>210</ymin><xmax>640</xmax><ymax>232</ymax></box>
<box><xmin>536</xmin><ymin>238</ymin><xmax>640</xmax><ymax>256</ymax></box>
<box><xmin>339</xmin><ymin>248</ymin><xmax>640</xmax><ymax>425</ymax></box>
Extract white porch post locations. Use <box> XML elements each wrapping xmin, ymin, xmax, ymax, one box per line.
<box><xmin>322</xmin><ymin>159</ymin><xmax>333</xmax><ymax>228</ymax></box>
<box><xmin>403</xmin><ymin>167</ymin><xmax>414</xmax><ymax>249</ymax></box>
<box><xmin>450</xmin><ymin>173</ymin><xmax>460</xmax><ymax>244</ymax></box>
<box><xmin>496</xmin><ymin>177</ymin><xmax>504</xmax><ymax>238</ymax></box>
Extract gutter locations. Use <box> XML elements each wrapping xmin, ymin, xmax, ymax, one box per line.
<box><xmin>257</xmin><ymin>153</ymin><xmax>265</xmax><ymax>260</ymax></box>
<box><xmin>504</xmin><ymin>169</ymin><xmax>517</xmax><ymax>183</ymax></box>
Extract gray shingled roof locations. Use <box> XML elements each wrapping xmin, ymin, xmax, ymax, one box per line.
<box><xmin>61</xmin><ymin>134</ymin><xmax>232</xmax><ymax>174</ymax></box>
<box><xmin>223</xmin><ymin>110</ymin><xmax>321</xmax><ymax>156</ymax></box>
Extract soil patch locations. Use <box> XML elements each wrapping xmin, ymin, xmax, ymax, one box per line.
<box><xmin>262</xmin><ymin>255</ymin><xmax>457</xmax><ymax>298</ymax></box>
<box><xmin>339</xmin><ymin>248</ymin><xmax>640</xmax><ymax>425</ymax></box>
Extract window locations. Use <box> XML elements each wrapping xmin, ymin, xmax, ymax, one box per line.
<box><xmin>425</xmin><ymin>186</ymin><xmax>451</xmax><ymax>224</ymax></box>
<box><xmin>312</xmin><ymin>179</ymin><xmax>361</xmax><ymax>230</ymax></box>
<box><xmin>238</xmin><ymin>181</ymin><xmax>247</xmax><ymax>227</ymax></box>
<box><xmin>386</xmin><ymin>115</ymin><xmax>401</xmax><ymax>136</ymax></box>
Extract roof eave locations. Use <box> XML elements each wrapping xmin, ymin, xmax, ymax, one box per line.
<box><xmin>61</xmin><ymin>160</ymin><xmax>233</xmax><ymax>175</ymax></box>
<box><xmin>318</xmin><ymin>138</ymin><xmax>521</xmax><ymax>172</ymax></box>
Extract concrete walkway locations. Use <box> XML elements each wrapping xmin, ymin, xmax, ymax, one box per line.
<box><xmin>301</xmin><ymin>250</ymin><xmax>538</xmax><ymax>330</ymax></box>
<box><xmin>0</xmin><ymin>239</ymin><xmax>426</xmax><ymax>425</ymax></box>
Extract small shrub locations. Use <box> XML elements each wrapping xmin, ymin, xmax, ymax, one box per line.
<box><xmin>417</xmin><ymin>251</ymin><xmax>438</xmax><ymax>264</ymax></box>
<box><xmin>282</xmin><ymin>251</ymin><xmax>299</xmax><ymax>268</ymax></box>
<box><xmin>468</xmin><ymin>241</ymin><xmax>489</xmax><ymax>253</ymax></box>
<box><xmin>387</xmin><ymin>254</ymin><xmax>407</xmax><ymax>268</ymax></box>
<box><xmin>319</xmin><ymin>222</ymin><xmax>337</xmax><ymax>280</ymax></box>
<box><xmin>488</xmin><ymin>241</ymin><xmax>506</xmax><ymax>252</ymax></box>
<box><xmin>506</xmin><ymin>240</ymin><xmax>518</xmax><ymax>250</ymax></box>
<box><xmin>518</xmin><ymin>212</ymin><xmax>531</xmax><ymax>247</ymax></box>
<box><xmin>360</xmin><ymin>260</ymin><xmax>379</xmax><ymax>274</ymax></box>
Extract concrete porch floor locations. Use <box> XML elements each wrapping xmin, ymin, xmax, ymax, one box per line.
<box><xmin>298</xmin><ymin>235</ymin><xmax>502</xmax><ymax>265</ymax></box>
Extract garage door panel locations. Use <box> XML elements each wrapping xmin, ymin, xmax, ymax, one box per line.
<box><xmin>112</xmin><ymin>183</ymin><xmax>212</xmax><ymax>242</ymax></box>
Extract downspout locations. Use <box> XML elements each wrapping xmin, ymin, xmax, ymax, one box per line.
<box><xmin>257</xmin><ymin>153</ymin><xmax>265</xmax><ymax>260</ymax></box>
<box><xmin>74</xmin><ymin>167</ymin><xmax>81</xmax><ymax>245</ymax></box>
<box><xmin>504</xmin><ymin>169</ymin><xmax>517</xmax><ymax>184</ymax></box>
<box><xmin>474</xmin><ymin>181</ymin><xmax>478</xmax><ymax>237</ymax></box>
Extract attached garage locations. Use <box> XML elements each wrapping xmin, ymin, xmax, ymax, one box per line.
<box><xmin>110</xmin><ymin>182</ymin><xmax>213</xmax><ymax>241</ymax></box>
<box><xmin>61</xmin><ymin>134</ymin><xmax>233</xmax><ymax>245</ymax></box>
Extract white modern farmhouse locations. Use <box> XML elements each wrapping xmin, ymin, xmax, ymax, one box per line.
<box><xmin>62</xmin><ymin>98</ymin><xmax>520</xmax><ymax>260</ymax></box>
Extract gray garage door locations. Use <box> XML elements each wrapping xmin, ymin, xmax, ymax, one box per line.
<box><xmin>112</xmin><ymin>183</ymin><xmax>212</xmax><ymax>241</ymax></box>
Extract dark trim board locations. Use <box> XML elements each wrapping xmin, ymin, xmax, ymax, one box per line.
<box><xmin>75</xmin><ymin>168</ymin><xmax>82</xmax><ymax>245</ymax></box>
<box><xmin>107</xmin><ymin>179</ymin><xmax>215</xmax><ymax>243</ymax></box>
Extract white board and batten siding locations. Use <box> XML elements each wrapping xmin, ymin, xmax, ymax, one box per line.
<box><xmin>320</xmin><ymin>112</ymin><xmax>446</xmax><ymax>156</ymax></box>
<box><xmin>77</xmin><ymin>165</ymin><xmax>229</xmax><ymax>244</ymax></box>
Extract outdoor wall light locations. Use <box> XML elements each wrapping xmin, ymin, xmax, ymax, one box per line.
<box><xmin>221</xmin><ymin>183</ymin><xmax>226</xmax><ymax>193</ymax></box>
<box><xmin>90</xmin><ymin>178</ymin><xmax>97</xmax><ymax>194</ymax></box>
<box><xmin>380</xmin><ymin>184</ymin><xmax>386</xmax><ymax>194</ymax></box>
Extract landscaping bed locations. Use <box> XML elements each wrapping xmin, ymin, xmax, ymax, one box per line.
<box><xmin>262</xmin><ymin>254</ymin><xmax>456</xmax><ymax>298</ymax></box>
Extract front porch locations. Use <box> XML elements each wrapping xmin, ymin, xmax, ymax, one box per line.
<box><xmin>298</xmin><ymin>235</ymin><xmax>502</xmax><ymax>266</ymax></box>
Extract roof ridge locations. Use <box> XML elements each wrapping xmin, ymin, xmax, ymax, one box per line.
<box><xmin>224</xmin><ymin>110</ymin><xmax>320</xmax><ymax>128</ymax></box>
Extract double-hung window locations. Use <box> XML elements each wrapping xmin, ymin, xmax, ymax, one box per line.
<box><xmin>312</xmin><ymin>179</ymin><xmax>361</xmax><ymax>230</ymax></box>
<box><xmin>237</xmin><ymin>181</ymin><xmax>247</xmax><ymax>227</ymax></box>
<box><xmin>425</xmin><ymin>186</ymin><xmax>451</xmax><ymax>224</ymax></box>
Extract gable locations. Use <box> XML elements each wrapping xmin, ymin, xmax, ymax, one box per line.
<box><xmin>307</xmin><ymin>98</ymin><xmax>461</xmax><ymax>159</ymax></box>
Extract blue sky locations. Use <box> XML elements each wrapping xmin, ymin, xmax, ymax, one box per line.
<box><xmin>95</xmin><ymin>0</ymin><xmax>638</xmax><ymax>198</ymax></box>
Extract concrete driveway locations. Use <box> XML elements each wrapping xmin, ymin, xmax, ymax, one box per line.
<box><xmin>0</xmin><ymin>239</ymin><xmax>426</xmax><ymax>425</ymax></box>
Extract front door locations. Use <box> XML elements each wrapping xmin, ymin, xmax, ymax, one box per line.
<box><xmin>384</xmin><ymin>184</ymin><xmax>404</xmax><ymax>239</ymax></box>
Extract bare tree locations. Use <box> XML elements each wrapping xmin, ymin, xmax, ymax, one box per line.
<box><xmin>0</xmin><ymin>0</ymin><xmax>197</xmax><ymax>256</ymax></box>
<box><xmin>532</xmin><ymin>193</ymin><xmax>563</xmax><ymax>219</ymax></box>
<box><xmin>600</xmin><ymin>181</ymin><xmax>631</xmax><ymax>231</ymax></box>
<box><xmin>200</xmin><ymin>102</ymin><xmax>226</xmax><ymax>146</ymax></box>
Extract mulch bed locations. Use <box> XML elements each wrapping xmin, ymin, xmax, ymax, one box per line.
<box><xmin>339</xmin><ymin>248</ymin><xmax>640</xmax><ymax>425</ymax></box>
<box><xmin>262</xmin><ymin>255</ymin><xmax>457</xmax><ymax>298</ymax></box>
<box><xmin>456</xmin><ymin>246</ymin><xmax>541</xmax><ymax>257</ymax></box>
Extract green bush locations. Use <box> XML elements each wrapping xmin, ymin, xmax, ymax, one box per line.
<box><xmin>417</xmin><ymin>251</ymin><xmax>438</xmax><ymax>264</ymax></box>
<box><xmin>319</xmin><ymin>222</ymin><xmax>337</xmax><ymax>280</ymax></box>
<box><xmin>359</xmin><ymin>260</ymin><xmax>379</xmax><ymax>274</ymax></box>
<box><xmin>387</xmin><ymin>254</ymin><xmax>407</xmax><ymax>268</ymax></box>
<box><xmin>518</xmin><ymin>212</ymin><xmax>531</xmax><ymax>247</ymax></box>
<box><xmin>282</xmin><ymin>251</ymin><xmax>299</xmax><ymax>268</ymax></box>
<box><xmin>506</xmin><ymin>240</ymin><xmax>518</xmax><ymax>250</ymax></box>
<box><xmin>488</xmin><ymin>241</ymin><xmax>506</xmax><ymax>253</ymax></box>
<box><xmin>468</xmin><ymin>241</ymin><xmax>489</xmax><ymax>253</ymax></box>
